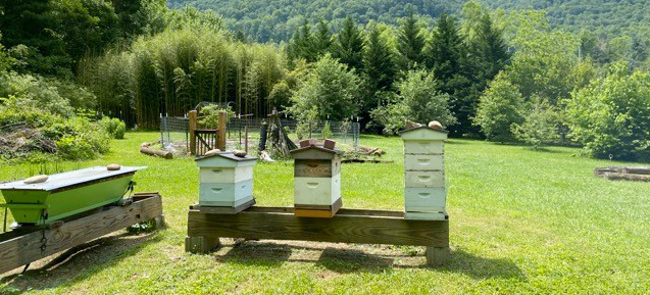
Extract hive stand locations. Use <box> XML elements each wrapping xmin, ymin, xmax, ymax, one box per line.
<box><xmin>0</xmin><ymin>193</ymin><xmax>164</xmax><ymax>274</ymax></box>
<box><xmin>185</xmin><ymin>206</ymin><xmax>449</xmax><ymax>266</ymax></box>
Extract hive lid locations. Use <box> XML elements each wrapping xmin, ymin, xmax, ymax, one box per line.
<box><xmin>0</xmin><ymin>166</ymin><xmax>147</xmax><ymax>192</ymax></box>
<box><xmin>400</xmin><ymin>126</ymin><xmax>448</xmax><ymax>140</ymax></box>
<box><xmin>290</xmin><ymin>145</ymin><xmax>344</xmax><ymax>155</ymax></box>
<box><xmin>196</xmin><ymin>151</ymin><xmax>257</xmax><ymax>162</ymax></box>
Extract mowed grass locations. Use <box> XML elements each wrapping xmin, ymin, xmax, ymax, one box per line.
<box><xmin>1</xmin><ymin>131</ymin><xmax>649</xmax><ymax>294</ymax></box>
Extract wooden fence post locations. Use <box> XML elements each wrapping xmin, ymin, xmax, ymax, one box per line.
<box><xmin>189</xmin><ymin>110</ymin><xmax>197</xmax><ymax>155</ymax></box>
<box><xmin>217</xmin><ymin>110</ymin><xmax>227</xmax><ymax>151</ymax></box>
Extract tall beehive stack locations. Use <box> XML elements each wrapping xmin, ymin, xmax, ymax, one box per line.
<box><xmin>195</xmin><ymin>151</ymin><xmax>257</xmax><ymax>212</ymax></box>
<box><xmin>401</xmin><ymin>125</ymin><xmax>448</xmax><ymax>220</ymax></box>
<box><xmin>291</xmin><ymin>139</ymin><xmax>343</xmax><ymax>218</ymax></box>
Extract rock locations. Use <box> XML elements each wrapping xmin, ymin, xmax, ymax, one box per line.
<box><xmin>205</xmin><ymin>149</ymin><xmax>221</xmax><ymax>156</ymax></box>
<box><xmin>232</xmin><ymin>149</ymin><xmax>247</xmax><ymax>157</ymax></box>
<box><xmin>428</xmin><ymin>120</ymin><xmax>444</xmax><ymax>131</ymax></box>
<box><xmin>405</xmin><ymin>120</ymin><xmax>423</xmax><ymax>130</ymax></box>
<box><xmin>24</xmin><ymin>175</ymin><xmax>48</xmax><ymax>184</ymax></box>
<box><xmin>107</xmin><ymin>164</ymin><xmax>121</xmax><ymax>171</ymax></box>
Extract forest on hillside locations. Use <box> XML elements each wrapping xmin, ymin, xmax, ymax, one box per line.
<box><xmin>168</xmin><ymin>0</ymin><xmax>650</xmax><ymax>42</ymax></box>
<box><xmin>1</xmin><ymin>0</ymin><xmax>650</xmax><ymax>162</ymax></box>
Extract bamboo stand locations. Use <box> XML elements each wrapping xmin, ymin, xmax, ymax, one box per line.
<box><xmin>185</xmin><ymin>205</ymin><xmax>449</xmax><ymax>266</ymax></box>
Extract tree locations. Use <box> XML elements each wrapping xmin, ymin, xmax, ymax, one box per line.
<box><xmin>363</xmin><ymin>26</ymin><xmax>396</xmax><ymax>93</ymax></box>
<box><xmin>471</xmin><ymin>13</ymin><xmax>510</xmax><ymax>81</ymax></box>
<box><xmin>332</xmin><ymin>16</ymin><xmax>365</xmax><ymax>71</ymax></box>
<box><xmin>566</xmin><ymin>63</ymin><xmax>650</xmax><ymax>161</ymax></box>
<box><xmin>425</xmin><ymin>12</ymin><xmax>474</xmax><ymax>136</ymax></box>
<box><xmin>473</xmin><ymin>74</ymin><xmax>524</xmax><ymax>142</ymax></box>
<box><xmin>313</xmin><ymin>19</ymin><xmax>332</xmax><ymax>58</ymax></box>
<box><xmin>288</xmin><ymin>54</ymin><xmax>360</xmax><ymax>123</ymax></box>
<box><xmin>287</xmin><ymin>19</ymin><xmax>316</xmax><ymax>62</ymax></box>
<box><xmin>396</xmin><ymin>12</ymin><xmax>425</xmax><ymax>69</ymax></box>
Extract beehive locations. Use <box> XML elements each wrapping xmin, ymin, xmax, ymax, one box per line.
<box><xmin>195</xmin><ymin>152</ymin><xmax>256</xmax><ymax>212</ymax></box>
<box><xmin>401</xmin><ymin>126</ymin><xmax>448</xmax><ymax>220</ymax></box>
<box><xmin>291</xmin><ymin>142</ymin><xmax>343</xmax><ymax>218</ymax></box>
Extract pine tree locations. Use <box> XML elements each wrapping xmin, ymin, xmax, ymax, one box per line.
<box><xmin>332</xmin><ymin>16</ymin><xmax>365</xmax><ymax>71</ymax></box>
<box><xmin>425</xmin><ymin>12</ymin><xmax>466</xmax><ymax>82</ymax></box>
<box><xmin>288</xmin><ymin>19</ymin><xmax>316</xmax><ymax>62</ymax></box>
<box><xmin>472</xmin><ymin>13</ymin><xmax>510</xmax><ymax>81</ymax></box>
<box><xmin>397</xmin><ymin>12</ymin><xmax>425</xmax><ymax>69</ymax></box>
<box><xmin>313</xmin><ymin>19</ymin><xmax>332</xmax><ymax>57</ymax></box>
<box><xmin>364</xmin><ymin>27</ymin><xmax>396</xmax><ymax>93</ymax></box>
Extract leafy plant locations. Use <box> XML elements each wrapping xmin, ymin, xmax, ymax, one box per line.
<box><xmin>100</xmin><ymin>117</ymin><xmax>127</xmax><ymax>139</ymax></box>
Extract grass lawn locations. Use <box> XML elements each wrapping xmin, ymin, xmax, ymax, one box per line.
<box><xmin>1</xmin><ymin>131</ymin><xmax>649</xmax><ymax>294</ymax></box>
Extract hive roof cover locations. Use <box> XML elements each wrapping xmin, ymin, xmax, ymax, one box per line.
<box><xmin>290</xmin><ymin>145</ymin><xmax>344</xmax><ymax>155</ymax></box>
<box><xmin>0</xmin><ymin>166</ymin><xmax>147</xmax><ymax>191</ymax></box>
<box><xmin>196</xmin><ymin>151</ymin><xmax>257</xmax><ymax>162</ymax></box>
<box><xmin>400</xmin><ymin>126</ymin><xmax>449</xmax><ymax>134</ymax></box>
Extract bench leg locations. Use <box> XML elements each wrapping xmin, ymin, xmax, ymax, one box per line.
<box><xmin>426</xmin><ymin>246</ymin><xmax>449</xmax><ymax>266</ymax></box>
<box><xmin>185</xmin><ymin>236</ymin><xmax>221</xmax><ymax>254</ymax></box>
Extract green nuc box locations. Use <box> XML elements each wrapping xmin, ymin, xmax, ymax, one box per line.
<box><xmin>0</xmin><ymin>166</ymin><xmax>146</xmax><ymax>226</ymax></box>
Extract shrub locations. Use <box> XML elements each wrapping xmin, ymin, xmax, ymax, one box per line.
<box><xmin>511</xmin><ymin>97</ymin><xmax>560</xmax><ymax>148</ymax></box>
<box><xmin>370</xmin><ymin>70</ymin><xmax>456</xmax><ymax>134</ymax></box>
<box><xmin>288</xmin><ymin>54</ymin><xmax>360</xmax><ymax>123</ymax></box>
<box><xmin>99</xmin><ymin>117</ymin><xmax>127</xmax><ymax>139</ymax></box>
<box><xmin>474</xmin><ymin>73</ymin><xmax>525</xmax><ymax>142</ymax></box>
<box><xmin>198</xmin><ymin>105</ymin><xmax>235</xmax><ymax>129</ymax></box>
<box><xmin>566</xmin><ymin>64</ymin><xmax>650</xmax><ymax>161</ymax></box>
<box><xmin>0</xmin><ymin>96</ymin><xmax>111</xmax><ymax>162</ymax></box>
<box><xmin>321</xmin><ymin>121</ymin><xmax>333</xmax><ymax>138</ymax></box>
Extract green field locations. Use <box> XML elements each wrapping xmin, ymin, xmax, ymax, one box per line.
<box><xmin>1</xmin><ymin>132</ymin><xmax>649</xmax><ymax>294</ymax></box>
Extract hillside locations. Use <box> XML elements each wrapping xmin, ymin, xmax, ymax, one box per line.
<box><xmin>168</xmin><ymin>0</ymin><xmax>650</xmax><ymax>42</ymax></box>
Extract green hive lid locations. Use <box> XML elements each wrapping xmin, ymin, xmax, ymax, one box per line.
<box><xmin>196</xmin><ymin>151</ymin><xmax>257</xmax><ymax>162</ymax></box>
<box><xmin>0</xmin><ymin>166</ymin><xmax>147</xmax><ymax>191</ymax></box>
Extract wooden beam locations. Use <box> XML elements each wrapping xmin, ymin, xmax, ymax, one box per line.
<box><xmin>189</xmin><ymin>110</ymin><xmax>198</xmax><ymax>155</ymax></box>
<box><xmin>186</xmin><ymin>206</ymin><xmax>448</xmax><ymax>247</ymax></box>
<box><xmin>0</xmin><ymin>193</ymin><xmax>163</xmax><ymax>274</ymax></box>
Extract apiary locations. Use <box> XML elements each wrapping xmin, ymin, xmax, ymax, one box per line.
<box><xmin>401</xmin><ymin>125</ymin><xmax>448</xmax><ymax>220</ymax></box>
<box><xmin>195</xmin><ymin>151</ymin><xmax>256</xmax><ymax>211</ymax></box>
<box><xmin>0</xmin><ymin>166</ymin><xmax>146</xmax><ymax>226</ymax></box>
<box><xmin>291</xmin><ymin>140</ymin><xmax>343</xmax><ymax>218</ymax></box>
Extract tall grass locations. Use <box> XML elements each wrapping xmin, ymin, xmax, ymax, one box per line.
<box><xmin>79</xmin><ymin>28</ymin><xmax>286</xmax><ymax>129</ymax></box>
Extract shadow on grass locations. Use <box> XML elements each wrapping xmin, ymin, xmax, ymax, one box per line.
<box><xmin>0</xmin><ymin>232</ymin><xmax>161</xmax><ymax>295</ymax></box>
<box><xmin>443</xmin><ymin>249</ymin><xmax>526</xmax><ymax>280</ymax></box>
<box><xmin>214</xmin><ymin>241</ymin><xmax>525</xmax><ymax>280</ymax></box>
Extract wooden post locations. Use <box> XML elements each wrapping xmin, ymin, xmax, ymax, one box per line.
<box><xmin>244</xmin><ymin>126</ymin><xmax>249</xmax><ymax>153</ymax></box>
<box><xmin>217</xmin><ymin>110</ymin><xmax>227</xmax><ymax>151</ymax></box>
<box><xmin>189</xmin><ymin>110</ymin><xmax>197</xmax><ymax>155</ymax></box>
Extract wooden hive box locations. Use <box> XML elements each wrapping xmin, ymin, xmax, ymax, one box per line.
<box><xmin>401</xmin><ymin>126</ymin><xmax>448</xmax><ymax>220</ymax></box>
<box><xmin>195</xmin><ymin>152</ymin><xmax>256</xmax><ymax>212</ymax></box>
<box><xmin>291</xmin><ymin>143</ymin><xmax>343</xmax><ymax>218</ymax></box>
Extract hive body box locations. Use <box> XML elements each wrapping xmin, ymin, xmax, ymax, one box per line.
<box><xmin>196</xmin><ymin>152</ymin><xmax>256</xmax><ymax>212</ymax></box>
<box><xmin>291</xmin><ymin>145</ymin><xmax>343</xmax><ymax>218</ymax></box>
<box><xmin>401</xmin><ymin>127</ymin><xmax>448</xmax><ymax>220</ymax></box>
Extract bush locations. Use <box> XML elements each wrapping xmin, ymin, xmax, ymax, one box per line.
<box><xmin>288</xmin><ymin>54</ymin><xmax>360</xmax><ymax>123</ymax></box>
<box><xmin>99</xmin><ymin>117</ymin><xmax>127</xmax><ymax>139</ymax></box>
<box><xmin>0</xmin><ymin>96</ymin><xmax>111</xmax><ymax>162</ymax></box>
<box><xmin>370</xmin><ymin>70</ymin><xmax>456</xmax><ymax>134</ymax></box>
<box><xmin>321</xmin><ymin>121</ymin><xmax>333</xmax><ymax>138</ymax></box>
<box><xmin>474</xmin><ymin>74</ymin><xmax>525</xmax><ymax>142</ymax></box>
<box><xmin>511</xmin><ymin>97</ymin><xmax>560</xmax><ymax>148</ymax></box>
<box><xmin>566</xmin><ymin>64</ymin><xmax>650</xmax><ymax>161</ymax></box>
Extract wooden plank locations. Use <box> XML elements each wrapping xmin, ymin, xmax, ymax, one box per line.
<box><xmin>426</xmin><ymin>246</ymin><xmax>449</xmax><ymax>266</ymax></box>
<box><xmin>189</xmin><ymin>110</ymin><xmax>197</xmax><ymax>155</ymax></box>
<box><xmin>0</xmin><ymin>194</ymin><xmax>163</xmax><ymax>274</ymax></box>
<box><xmin>187</xmin><ymin>206</ymin><xmax>448</xmax><ymax>247</ymax></box>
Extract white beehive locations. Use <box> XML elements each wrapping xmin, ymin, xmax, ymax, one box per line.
<box><xmin>291</xmin><ymin>143</ymin><xmax>343</xmax><ymax>218</ymax></box>
<box><xmin>401</xmin><ymin>126</ymin><xmax>448</xmax><ymax>220</ymax></box>
<box><xmin>195</xmin><ymin>152</ymin><xmax>256</xmax><ymax>209</ymax></box>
